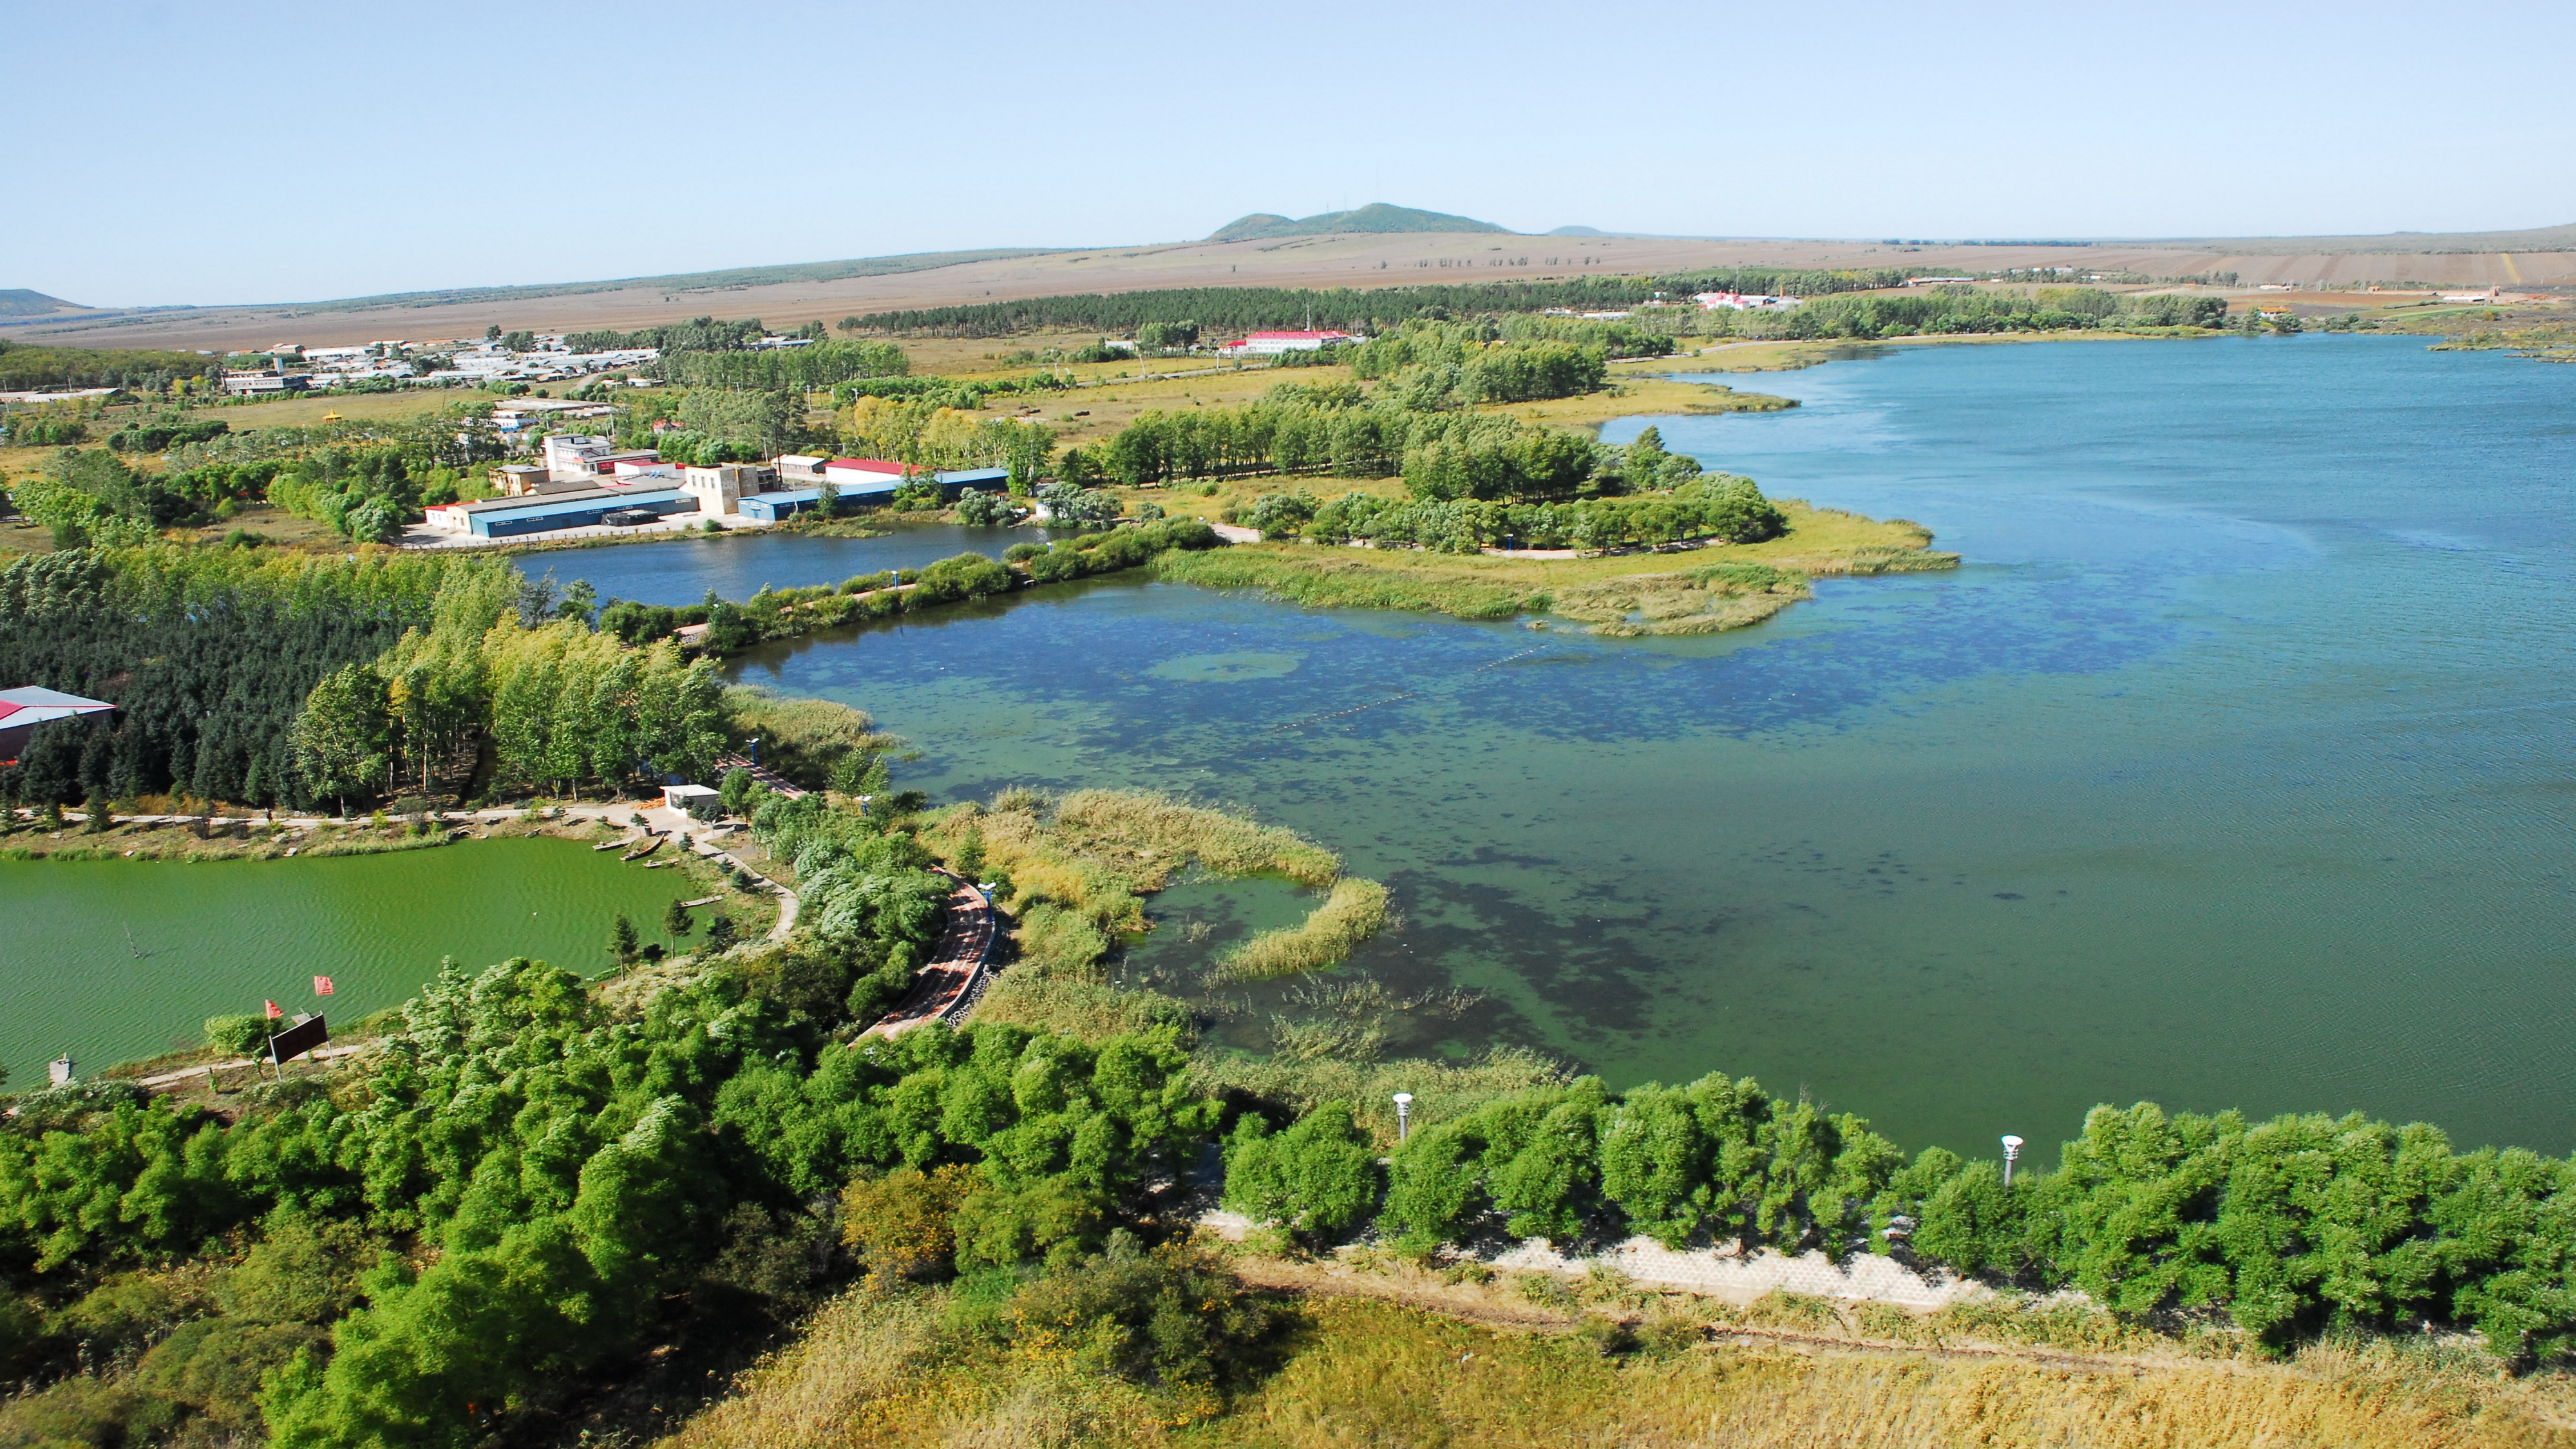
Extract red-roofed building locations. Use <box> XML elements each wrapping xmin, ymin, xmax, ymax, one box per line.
<box><xmin>0</xmin><ymin>687</ymin><xmax>115</xmax><ymax>764</ymax></box>
<box><xmin>1218</xmin><ymin>330</ymin><xmax>1359</xmax><ymax>356</ymax></box>
<box><xmin>822</xmin><ymin>458</ymin><xmax>912</xmax><ymax>488</ymax></box>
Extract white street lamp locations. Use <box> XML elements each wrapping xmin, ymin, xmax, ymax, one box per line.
<box><xmin>2001</xmin><ymin>1134</ymin><xmax>2025</xmax><ymax>1187</ymax></box>
<box><xmin>1392</xmin><ymin>1092</ymin><xmax>1414</xmax><ymax>1144</ymax></box>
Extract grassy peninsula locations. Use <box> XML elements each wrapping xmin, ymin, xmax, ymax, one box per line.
<box><xmin>1155</xmin><ymin>500</ymin><xmax>1955</xmax><ymax>635</ymax></box>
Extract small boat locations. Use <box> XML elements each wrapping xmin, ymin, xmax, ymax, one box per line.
<box><xmin>620</xmin><ymin>838</ymin><xmax>664</xmax><ymax>862</ymax></box>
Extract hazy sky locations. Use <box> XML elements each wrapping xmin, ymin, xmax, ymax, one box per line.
<box><xmin>14</xmin><ymin>0</ymin><xmax>2571</xmax><ymax>306</ymax></box>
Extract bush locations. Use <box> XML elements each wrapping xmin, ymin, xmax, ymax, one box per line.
<box><xmin>1000</xmin><ymin>1233</ymin><xmax>1275</xmax><ymax>1390</ymax></box>
<box><xmin>906</xmin><ymin>552</ymin><xmax>1015</xmax><ymax>607</ymax></box>
<box><xmin>204</xmin><ymin>1013</ymin><xmax>270</xmax><ymax>1057</ymax></box>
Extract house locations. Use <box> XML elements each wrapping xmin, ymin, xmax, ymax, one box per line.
<box><xmin>1217</xmin><ymin>330</ymin><xmax>1358</xmax><ymax>356</ymax></box>
<box><xmin>681</xmin><ymin>462</ymin><xmax>773</xmax><ymax>517</ymax></box>
<box><xmin>491</xmin><ymin>464</ymin><xmax>551</xmax><ymax>497</ymax></box>
<box><xmin>538</xmin><ymin>434</ymin><xmax>658</xmax><ymax>482</ymax></box>
<box><xmin>663</xmin><ymin>782</ymin><xmax>723</xmax><ymax>815</ymax></box>
<box><xmin>0</xmin><ymin>687</ymin><xmax>115</xmax><ymax>764</ymax></box>
<box><xmin>774</xmin><ymin>455</ymin><xmax>829</xmax><ymax>483</ymax></box>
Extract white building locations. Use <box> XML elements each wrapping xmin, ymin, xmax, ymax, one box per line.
<box><xmin>681</xmin><ymin>462</ymin><xmax>773</xmax><ymax>516</ymax></box>
<box><xmin>1217</xmin><ymin>330</ymin><xmax>1359</xmax><ymax>355</ymax></box>
<box><xmin>1694</xmin><ymin>292</ymin><xmax>1799</xmax><ymax>311</ymax></box>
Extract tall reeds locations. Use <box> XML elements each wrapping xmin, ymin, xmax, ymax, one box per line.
<box><xmin>1208</xmin><ymin>878</ymin><xmax>1391</xmax><ymax>984</ymax></box>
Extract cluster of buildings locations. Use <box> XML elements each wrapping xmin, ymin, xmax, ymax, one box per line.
<box><xmin>218</xmin><ymin>336</ymin><xmax>664</xmax><ymax>396</ymax></box>
<box><xmin>421</xmin><ymin>435</ymin><xmax>1005</xmax><ymax>540</ymax></box>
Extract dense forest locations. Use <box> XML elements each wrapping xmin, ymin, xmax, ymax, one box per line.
<box><xmin>0</xmin><ymin>547</ymin><xmax>473</xmax><ymax>813</ymax></box>
<box><xmin>838</xmin><ymin>267</ymin><xmax>1933</xmax><ymax>336</ymax></box>
<box><xmin>0</xmin><ymin>342</ymin><xmax>224</xmax><ymax>393</ymax></box>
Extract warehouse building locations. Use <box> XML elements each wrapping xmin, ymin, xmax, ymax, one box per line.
<box><xmin>423</xmin><ymin>486</ymin><xmax>696</xmax><ymax>539</ymax></box>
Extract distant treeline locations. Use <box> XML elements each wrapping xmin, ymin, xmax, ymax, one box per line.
<box><xmin>561</xmin><ymin>316</ymin><xmax>805</xmax><ymax>354</ymax></box>
<box><xmin>654</xmin><ymin>340</ymin><xmax>908</xmax><ymax>391</ymax></box>
<box><xmin>1772</xmin><ymin>287</ymin><xmax>2229</xmax><ymax>340</ymax></box>
<box><xmin>839</xmin><ymin>269</ymin><xmax>1933</xmax><ymax>337</ymax></box>
<box><xmin>0</xmin><ymin>341</ymin><xmax>224</xmax><ymax>393</ymax></box>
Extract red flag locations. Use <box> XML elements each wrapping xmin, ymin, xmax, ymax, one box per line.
<box><xmin>264</xmin><ymin>999</ymin><xmax>284</xmax><ymax>1019</ymax></box>
<box><xmin>313</xmin><ymin>976</ymin><xmax>335</xmax><ymax>996</ymax></box>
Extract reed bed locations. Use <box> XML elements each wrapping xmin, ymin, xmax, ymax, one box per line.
<box><xmin>1208</xmin><ymin>878</ymin><xmax>1392</xmax><ymax>983</ymax></box>
<box><xmin>1052</xmin><ymin>789</ymin><xmax>1341</xmax><ymax>886</ymax></box>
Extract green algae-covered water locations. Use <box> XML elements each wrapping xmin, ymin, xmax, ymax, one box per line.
<box><xmin>0</xmin><ymin>838</ymin><xmax>687</xmax><ymax>1075</ymax></box>
<box><xmin>716</xmin><ymin>335</ymin><xmax>2576</xmax><ymax>1157</ymax></box>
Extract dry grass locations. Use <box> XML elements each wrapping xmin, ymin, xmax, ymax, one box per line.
<box><xmin>1208</xmin><ymin>877</ymin><xmax>1391</xmax><ymax>983</ymax></box>
<box><xmin>651</xmin><ymin>1282</ymin><xmax>2576</xmax><ymax>1449</ymax></box>
<box><xmin>1200</xmin><ymin>1298</ymin><xmax>2576</xmax><ymax>1449</ymax></box>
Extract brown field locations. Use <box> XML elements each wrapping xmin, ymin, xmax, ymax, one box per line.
<box><xmin>19</xmin><ymin>224</ymin><xmax>2576</xmax><ymax>354</ymax></box>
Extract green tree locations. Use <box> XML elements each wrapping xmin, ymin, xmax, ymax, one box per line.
<box><xmin>705</xmin><ymin>913</ymin><xmax>739</xmax><ymax>952</ymax></box>
<box><xmin>291</xmin><ymin>663</ymin><xmax>393</xmax><ymax>817</ymax></box>
<box><xmin>607</xmin><ymin>914</ymin><xmax>639</xmax><ymax>966</ymax></box>
<box><xmin>1222</xmin><ymin>1103</ymin><xmax>1381</xmax><ymax>1243</ymax></box>
<box><xmin>663</xmin><ymin>898</ymin><xmax>694</xmax><ymax>937</ymax></box>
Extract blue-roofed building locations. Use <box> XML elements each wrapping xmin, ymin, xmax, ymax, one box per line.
<box><xmin>426</xmin><ymin>486</ymin><xmax>697</xmax><ymax>539</ymax></box>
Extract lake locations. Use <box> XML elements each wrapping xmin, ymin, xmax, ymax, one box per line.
<box><xmin>712</xmin><ymin>334</ymin><xmax>2576</xmax><ymax>1158</ymax></box>
<box><xmin>0</xmin><ymin>838</ymin><xmax>692</xmax><ymax>1077</ymax></box>
<box><xmin>520</xmin><ymin>522</ymin><xmax>1045</xmax><ymax>606</ymax></box>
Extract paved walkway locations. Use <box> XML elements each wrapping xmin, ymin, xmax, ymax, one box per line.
<box><xmin>862</xmin><ymin>873</ymin><xmax>996</xmax><ymax>1038</ymax></box>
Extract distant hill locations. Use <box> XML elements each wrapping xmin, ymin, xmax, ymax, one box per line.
<box><xmin>0</xmin><ymin>289</ymin><xmax>83</xmax><ymax>317</ymax></box>
<box><xmin>1548</xmin><ymin>225</ymin><xmax>1607</xmax><ymax>236</ymax></box>
<box><xmin>1209</xmin><ymin>204</ymin><xmax>1511</xmax><ymax>243</ymax></box>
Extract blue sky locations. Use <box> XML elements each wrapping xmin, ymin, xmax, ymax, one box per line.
<box><xmin>12</xmin><ymin>0</ymin><xmax>2571</xmax><ymax>306</ymax></box>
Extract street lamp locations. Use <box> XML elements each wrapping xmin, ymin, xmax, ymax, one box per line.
<box><xmin>1392</xmin><ymin>1093</ymin><xmax>1414</xmax><ymax>1144</ymax></box>
<box><xmin>2001</xmin><ymin>1134</ymin><xmax>2024</xmax><ymax>1188</ymax></box>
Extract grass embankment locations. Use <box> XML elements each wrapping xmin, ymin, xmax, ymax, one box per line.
<box><xmin>1150</xmin><ymin>500</ymin><xmax>1955</xmax><ymax>635</ymax></box>
<box><xmin>656</xmin><ymin>1277</ymin><xmax>2568</xmax><ymax>1449</ymax></box>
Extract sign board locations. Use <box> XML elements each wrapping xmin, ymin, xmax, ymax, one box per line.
<box><xmin>267</xmin><ymin>1014</ymin><xmax>328</xmax><ymax>1065</ymax></box>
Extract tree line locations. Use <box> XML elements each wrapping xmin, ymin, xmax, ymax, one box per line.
<box><xmin>1226</xmin><ymin>1074</ymin><xmax>2576</xmax><ymax>1360</ymax></box>
<box><xmin>0</xmin><ymin>341</ymin><xmax>226</xmax><ymax>393</ymax></box>
<box><xmin>1764</xmin><ymin>287</ymin><xmax>2230</xmax><ymax>341</ymax></box>
<box><xmin>652</xmin><ymin>339</ymin><xmax>908</xmax><ymax>392</ymax></box>
<box><xmin>0</xmin><ymin>547</ymin><xmax>471</xmax><ymax>814</ymax></box>
<box><xmin>838</xmin><ymin>267</ymin><xmax>1942</xmax><ymax>337</ymax></box>
<box><xmin>290</xmin><ymin>560</ymin><xmax>730</xmax><ymax>810</ymax></box>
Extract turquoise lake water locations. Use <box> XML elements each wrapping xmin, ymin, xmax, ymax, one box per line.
<box><xmin>710</xmin><ymin>334</ymin><xmax>2575</xmax><ymax>1159</ymax></box>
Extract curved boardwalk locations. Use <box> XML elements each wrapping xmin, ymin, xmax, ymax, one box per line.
<box><xmin>863</xmin><ymin>873</ymin><xmax>996</xmax><ymax>1039</ymax></box>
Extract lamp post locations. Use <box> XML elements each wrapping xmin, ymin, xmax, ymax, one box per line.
<box><xmin>2001</xmin><ymin>1134</ymin><xmax>2024</xmax><ymax>1188</ymax></box>
<box><xmin>1392</xmin><ymin>1092</ymin><xmax>1414</xmax><ymax>1144</ymax></box>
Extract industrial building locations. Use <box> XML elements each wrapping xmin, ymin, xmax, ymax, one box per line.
<box><xmin>733</xmin><ymin>466</ymin><xmax>1010</xmax><ymax>522</ymax></box>
<box><xmin>423</xmin><ymin>484</ymin><xmax>696</xmax><ymax>539</ymax></box>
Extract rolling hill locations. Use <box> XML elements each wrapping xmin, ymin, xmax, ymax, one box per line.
<box><xmin>1208</xmin><ymin>204</ymin><xmax>1511</xmax><ymax>243</ymax></box>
